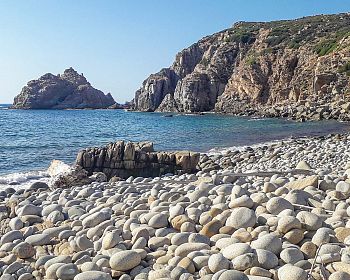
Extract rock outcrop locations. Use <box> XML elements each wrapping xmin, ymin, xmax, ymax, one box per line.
<box><xmin>76</xmin><ymin>141</ymin><xmax>200</xmax><ymax>179</ymax></box>
<box><xmin>132</xmin><ymin>13</ymin><xmax>350</xmax><ymax>121</ymax></box>
<box><xmin>12</xmin><ymin>67</ymin><xmax>116</xmax><ymax>109</ymax></box>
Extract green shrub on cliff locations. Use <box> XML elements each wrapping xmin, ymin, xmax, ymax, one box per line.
<box><xmin>338</xmin><ymin>62</ymin><xmax>350</xmax><ymax>76</ymax></box>
<box><xmin>314</xmin><ymin>39</ymin><xmax>338</xmax><ymax>56</ymax></box>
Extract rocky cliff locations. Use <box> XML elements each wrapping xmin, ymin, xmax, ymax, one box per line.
<box><xmin>133</xmin><ymin>13</ymin><xmax>350</xmax><ymax>120</ymax></box>
<box><xmin>12</xmin><ymin>68</ymin><xmax>116</xmax><ymax>109</ymax></box>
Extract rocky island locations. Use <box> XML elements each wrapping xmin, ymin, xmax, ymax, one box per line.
<box><xmin>133</xmin><ymin>13</ymin><xmax>350</xmax><ymax>121</ymax></box>
<box><xmin>11</xmin><ymin>68</ymin><xmax>117</xmax><ymax>109</ymax></box>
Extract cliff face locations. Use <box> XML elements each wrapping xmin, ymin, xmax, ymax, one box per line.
<box><xmin>12</xmin><ymin>68</ymin><xmax>116</xmax><ymax>109</ymax></box>
<box><xmin>133</xmin><ymin>14</ymin><xmax>350</xmax><ymax>119</ymax></box>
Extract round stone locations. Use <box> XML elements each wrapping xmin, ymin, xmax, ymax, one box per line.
<box><xmin>296</xmin><ymin>211</ymin><xmax>322</xmax><ymax>231</ymax></box>
<box><xmin>148</xmin><ymin>213</ymin><xmax>168</xmax><ymax>228</ymax></box>
<box><xmin>329</xmin><ymin>271</ymin><xmax>350</xmax><ymax>280</ymax></box>
<box><xmin>12</xmin><ymin>242</ymin><xmax>35</xmax><ymax>259</ymax></box>
<box><xmin>251</xmin><ymin>233</ymin><xmax>282</xmax><ymax>255</ymax></box>
<box><xmin>73</xmin><ymin>271</ymin><xmax>112</xmax><ymax>280</ymax></box>
<box><xmin>266</xmin><ymin>197</ymin><xmax>293</xmax><ymax>215</ymax></box>
<box><xmin>226</xmin><ymin>207</ymin><xmax>256</xmax><ymax>228</ymax></box>
<box><xmin>255</xmin><ymin>249</ymin><xmax>279</xmax><ymax>269</ymax></box>
<box><xmin>280</xmin><ymin>248</ymin><xmax>304</xmax><ymax>264</ymax></box>
<box><xmin>278</xmin><ymin>264</ymin><xmax>308</xmax><ymax>280</ymax></box>
<box><xmin>208</xmin><ymin>253</ymin><xmax>230</xmax><ymax>273</ymax></box>
<box><xmin>109</xmin><ymin>250</ymin><xmax>141</xmax><ymax>271</ymax></box>
<box><xmin>218</xmin><ymin>270</ymin><xmax>249</xmax><ymax>280</ymax></box>
<box><xmin>277</xmin><ymin>216</ymin><xmax>301</xmax><ymax>233</ymax></box>
<box><xmin>222</xmin><ymin>243</ymin><xmax>252</xmax><ymax>260</ymax></box>
<box><xmin>25</xmin><ymin>233</ymin><xmax>51</xmax><ymax>246</ymax></box>
<box><xmin>56</xmin><ymin>263</ymin><xmax>79</xmax><ymax>280</ymax></box>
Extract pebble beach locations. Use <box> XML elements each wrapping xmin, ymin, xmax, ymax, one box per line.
<box><xmin>2</xmin><ymin>133</ymin><xmax>350</xmax><ymax>280</ymax></box>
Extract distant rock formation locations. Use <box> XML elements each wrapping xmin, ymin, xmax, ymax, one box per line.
<box><xmin>12</xmin><ymin>67</ymin><xmax>116</xmax><ymax>109</ymax></box>
<box><xmin>75</xmin><ymin>141</ymin><xmax>200</xmax><ymax>179</ymax></box>
<box><xmin>132</xmin><ymin>13</ymin><xmax>350</xmax><ymax>121</ymax></box>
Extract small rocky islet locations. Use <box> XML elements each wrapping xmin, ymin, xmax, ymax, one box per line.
<box><xmin>1</xmin><ymin>134</ymin><xmax>350</xmax><ymax>279</ymax></box>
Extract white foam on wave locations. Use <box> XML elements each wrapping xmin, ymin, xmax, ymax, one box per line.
<box><xmin>0</xmin><ymin>170</ymin><xmax>50</xmax><ymax>191</ymax></box>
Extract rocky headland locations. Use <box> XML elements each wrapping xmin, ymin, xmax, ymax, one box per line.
<box><xmin>11</xmin><ymin>68</ymin><xmax>117</xmax><ymax>110</ymax></box>
<box><xmin>1</xmin><ymin>134</ymin><xmax>350</xmax><ymax>279</ymax></box>
<box><xmin>132</xmin><ymin>13</ymin><xmax>350</xmax><ymax>121</ymax></box>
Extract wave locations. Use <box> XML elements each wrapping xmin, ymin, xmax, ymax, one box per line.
<box><xmin>0</xmin><ymin>170</ymin><xmax>50</xmax><ymax>191</ymax></box>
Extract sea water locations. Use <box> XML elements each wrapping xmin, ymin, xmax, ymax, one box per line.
<box><xmin>0</xmin><ymin>104</ymin><xmax>349</xmax><ymax>186</ymax></box>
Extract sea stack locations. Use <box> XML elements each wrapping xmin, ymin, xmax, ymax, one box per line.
<box><xmin>12</xmin><ymin>67</ymin><xmax>116</xmax><ymax>109</ymax></box>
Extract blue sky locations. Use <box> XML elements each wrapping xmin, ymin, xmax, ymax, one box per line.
<box><xmin>0</xmin><ymin>1</ymin><xmax>349</xmax><ymax>104</ymax></box>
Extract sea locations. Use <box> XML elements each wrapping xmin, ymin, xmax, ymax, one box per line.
<box><xmin>0</xmin><ymin>103</ymin><xmax>349</xmax><ymax>188</ymax></box>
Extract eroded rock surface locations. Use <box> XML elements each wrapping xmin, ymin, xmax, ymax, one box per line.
<box><xmin>12</xmin><ymin>67</ymin><xmax>116</xmax><ymax>109</ymax></box>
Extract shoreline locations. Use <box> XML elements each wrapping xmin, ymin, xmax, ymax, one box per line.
<box><xmin>1</xmin><ymin>130</ymin><xmax>349</xmax><ymax>187</ymax></box>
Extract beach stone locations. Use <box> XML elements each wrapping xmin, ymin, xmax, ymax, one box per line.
<box><xmin>278</xmin><ymin>264</ymin><xmax>308</xmax><ymax>280</ymax></box>
<box><xmin>73</xmin><ymin>271</ymin><xmax>112</xmax><ymax>280</ymax></box>
<box><xmin>200</xmin><ymin>219</ymin><xmax>222</xmax><ymax>237</ymax></box>
<box><xmin>12</xmin><ymin>242</ymin><xmax>35</xmax><ymax>259</ymax></box>
<box><xmin>30</xmin><ymin>181</ymin><xmax>49</xmax><ymax>190</ymax></box>
<box><xmin>18</xmin><ymin>204</ymin><xmax>42</xmax><ymax>216</ymax></box>
<box><xmin>284</xmin><ymin>228</ymin><xmax>304</xmax><ymax>244</ymax></box>
<box><xmin>280</xmin><ymin>248</ymin><xmax>304</xmax><ymax>264</ymax></box>
<box><xmin>18</xmin><ymin>273</ymin><xmax>34</xmax><ymax>280</ymax></box>
<box><xmin>312</xmin><ymin>227</ymin><xmax>332</xmax><ymax>246</ymax></box>
<box><xmin>329</xmin><ymin>271</ymin><xmax>350</xmax><ymax>280</ymax></box>
<box><xmin>1</xmin><ymin>230</ymin><xmax>23</xmax><ymax>244</ymax></box>
<box><xmin>300</xmin><ymin>241</ymin><xmax>317</xmax><ymax>258</ymax></box>
<box><xmin>80</xmin><ymin>262</ymin><xmax>99</xmax><ymax>272</ymax></box>
<box><xmin>175</xmin><ymin>242</ymin><xmax>210</xmax><ymax>258</ymax></box>
<box><xmin>0</xmin><ymin>275</ymin><xmax>16</xmax><ymax>280</ymax></box>
<box><xmin>255</xmin><ymin>249</ymin><xmax>279</xmax><ymax>269</ymax></box>
<box><xmin>171</xmin><ymin>215</ymin><xmax>192</xmax><ymax>230</ymax></box>
<box><xmin>232</xmin><ymin>253</ymin><xmax>258</xmax><ymax>270</ymax></box>
<box><xmin>266</xmin><ymin>197</ymin><xmax>293</xmax><ymax>215</ymax></box>
<box><xmin>277</xmin><ymin>216</ymin><xmax>301</xmax><ymax>233</ymax></box>
<box><xmin>229</xmin><ymin>195</ymin><xmax>254</xmax><ymax>208</ymax></box>
<box><xmin>76</xmin><ymin>235</ymin><xmax>93</xmax><ymax>250</ymax></box>
<box><xmin>222</xmin><ymin>243</ymin><xmax>252</xmax><ymax>260</ymax></box>
<box><xmin>148</xmin><ymin>213</ymin><xmax>168</xmax><ymax>228</ymax></box>
<box><xmin>328</xmin><ymin>262</ymin><xmax>350</xmax><ymax>274</ymax></box>
<box><xmin>208</xmin><ymin>253</ymin><xmax>230</xmax><ymax>273</ymax></box>
<box><xmin>226</xmin><ymin>207</ymin><xmax>256</xmax><ymax>228</ymax></box>
<box><xmin>102</xmin><ymin>231</ymin><xmax>121</xmax><ymax>250</ymax></box>
<box><xmin>178</xmin><ymin>257</ymin><xmax>195</xmax><ymax>273</ymax></box>
<box><xmin>25</xmin><ymin>233</ymin><xmax>51</xmax><ymax>246</ymax></box>
<box><xmin>56</xmin><ymin>263</ymin><xmax>79</xmax><ymax>280</ymax></box>
<box><xmin>296</xmin><ymin>160</ymin><xmax>312</xmax><ymax>170</ymax></box>
<box><xmin>46</xmin><ymin>262</ymin><xmax>64</xmax><ymax>279</ymax></box>
<box><xmin>42</xmin><ymin>204</ymin><xmax>63</xmax><ymax>217</ymax></box>
<box><xmin>296</xmin><ymin>211</ymin><xmax>323</xmax><ymax>230</ymax></box>
<box><xmin>9</xmin><ymin>217</ymin><xmax>23</xmax><ymax>230</ymax></box>
<box><xmin>336</xmin><ymin>228</ymin><xmax>350</xmax><ymax>242</ymax></box>
<box><xmin>251</xmin><ymin>233</ymin><xmax>282</xmax><ymax>254</ymax></box>
<box><xmin>82</xmin><ymin>212</ymin><xmax>108</xmax><ymax>228</ymax></box>
<box><xmin>286</xmin><ymin>176</ymin><xmax>318</xmax><ymax>190</ymax></box>
<box><xmin>3</xmin><ymin>261</ymin><xmax>23</xmax><ymax>274</ymax></box>
<box><xmin>336</xmin><ymin>181</ymin><xmax>350</xmax><ymax>195</ymax></box>
<box><xmin>249</xmin><ymin>267</ymin><xmax>272</xmax><ymax>278</ymax></box>
<box><xmin>109</xmin><ymin>250</ymin><xmax>141</xmax><ymax>271</ymax></box>
<box><xmin>218</xmin><ymin>270</ymin><xmax>249</xmax><ymax>280</ymax></box>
